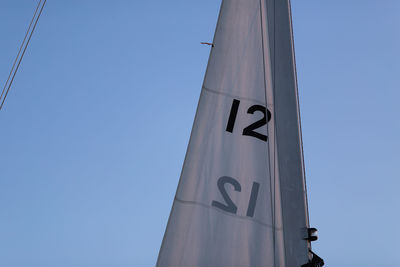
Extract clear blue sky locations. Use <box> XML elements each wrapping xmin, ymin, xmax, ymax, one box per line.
<box><xmin>0</xmin><ymin>1</ymin><xmax>399</xmax><ymax>266</ymax></box>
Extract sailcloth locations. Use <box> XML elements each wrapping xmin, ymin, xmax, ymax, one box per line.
<box><xmin>157</xmin><ymin>0</ymin><xmax>310</xmax><ymax>266</ymax></box>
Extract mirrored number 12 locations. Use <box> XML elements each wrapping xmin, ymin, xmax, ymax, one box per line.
<box><xmin>211</xmin><ymin>176</ymin><xmax>260</xmax><ymax>218</ymax></box>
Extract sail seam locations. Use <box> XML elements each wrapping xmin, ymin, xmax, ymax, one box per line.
<box><xmin>174</xmin><ymin>197</ymin><xmax>283</xmax><ymax>230</ymax></box>
<box><xmin>202</xmin><ymin>86</ymin><xmax>270</xmax><ymax>106</ymax></box>
<box><xmin>259</xmin><ymin>1</ymin><xmax>279</xmax><ymax>266</ymax></box>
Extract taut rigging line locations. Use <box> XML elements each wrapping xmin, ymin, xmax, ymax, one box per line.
<box><xmin>0</xmin><ymin>0</ymin><xmax>46</xmax><ymax>110</ymax></box>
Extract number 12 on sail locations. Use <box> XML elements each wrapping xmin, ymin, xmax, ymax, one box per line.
<box><xmin>226</xmin><ymin>99</ymin><xmax>272</xmax><ymax>142</ymax></box>
<box><xmin>212</xmin><ymin>176</ymin><xmax>260</xmax><ymax>218</ymax></box>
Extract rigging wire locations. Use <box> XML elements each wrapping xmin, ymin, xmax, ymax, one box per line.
<box><xmin>0</xmin><ymin>0</ymin><xmax>46</xmax><ymax>110</ymax></box>
<box><xmin>0</xmin><ymin>1</ymin><xmax>41</xmax><ymax>103</ymax></box>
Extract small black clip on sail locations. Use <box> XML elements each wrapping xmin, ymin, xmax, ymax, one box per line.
<box><xmin>301</xmin><ymin>228</ymin><xmax>325</xmax><ymax>267</ymax></box>
<box><xmin>201</xmin><ymin>42</ymin><xmax>214</xmax><ymax>47</ymax></box>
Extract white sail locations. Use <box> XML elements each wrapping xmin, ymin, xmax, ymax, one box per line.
<box><xmin>157</xmin><ymin>0</ymin><xmax>310</xmax><ymax>266</ymax></box>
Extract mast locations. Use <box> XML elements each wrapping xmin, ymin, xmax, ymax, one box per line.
<box><xmin>265</xmin><ymin>0</ymin><xmax>310</xmax><ymax>265</ymax></box>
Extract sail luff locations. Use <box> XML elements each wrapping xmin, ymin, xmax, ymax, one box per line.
<box><xmin>259</xmin><ymin>0</ymin><xmax>286</xmax><ymax>265</ymax></box>
<box><xmin>266</xmin><ymin>0</ymin><xmax>310</xmax><ymax>265</ymax></box>
<box><xmin>287</xmin><ymin>0</ymin><xmax>311</xmax><ymax>228</ymax></box>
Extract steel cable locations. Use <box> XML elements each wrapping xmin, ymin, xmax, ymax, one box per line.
<box><xmin>0</xmin><ymin>0</ymin><xmax>46</xmax><ymax>110</ymax></box>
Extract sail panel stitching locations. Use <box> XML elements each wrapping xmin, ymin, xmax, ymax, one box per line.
<box><xmin>259</xmin><ymin>0</ymin><xmax>278</xmax><ymax>266</ymax></box>
<box><xmin>203</xmin><ymin>86</ymin><xmax>268</xmax><ymax>106</ymax></box>
<box><xmin>174</xmin><ymin>197</ymin><xmax>283</xmax><ymax>230</ymax></box>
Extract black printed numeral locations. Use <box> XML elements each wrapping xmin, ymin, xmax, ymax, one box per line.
<box><xmin>226</xmin><ymin>99</ymin><xmax>272</xmax><ymax>142</ymax></box>
<box><xmin>242</xmin><ymin>105</ymin><xmax>271</xmax><ymax>142</ymax></box>
<box><xmin>226</xmin><ymin>99</ymin><xmax>240</xmax><ymax>133</ymax></box>
<box><xmin>211</xmin><ymin>176</ymin><xmax>240</xmax><ymax>214</ymax></box>
<box><xmin>211</xmin><ymin>176</ymin><xmax>260</xmax><ymax>218</ymax></box>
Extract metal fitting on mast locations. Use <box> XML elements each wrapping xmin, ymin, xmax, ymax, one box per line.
<box><xmin>301</xmin><ymin>228</ymin><xmax>324</xmax><ymax>267</ymax></box>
